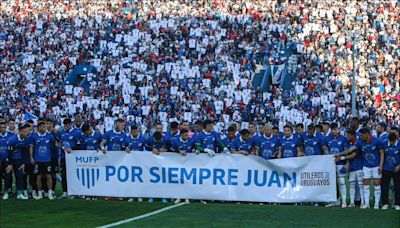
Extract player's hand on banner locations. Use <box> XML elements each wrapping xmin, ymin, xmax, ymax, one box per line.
<box><xmin>125</xmin><ymin>148</ymin><xmax>131</xmax><ymax>153</ymax></box>
<box><xmin>180</xmin><ymin>150</ymin><xmax>187</xmax><ymax>156</ymax></box>
<box><xmin>64</xmin><ymin>147</ymin><xmax>72</xmax><ymax>153</ymax></box>
<box><xmin>98</xmin><ymin>147</ymin><xmax>106</xmax><ymax>154</ymax></box>
<box><xmin>275</xmin><ymin>152</ymin><xmax>281</xmax><ymax>159</ymax></box>
<box><xmin>223</xmin><ymin>147</ymin><xmax>230</xmax><ymax>155</ymax></box>
<box><xmin>204</xmin><ymin>148</ymin><xmax>215</xmax><ymax>156</ymax></box>
<box><xmin>297</xmin><ymin>152</ymin><xmax>304</xmax><ymax>157</ymax></box>
<box><xmin>153</xmin><ymin>148</ymin><xmax>160</xmax><ymax>155</ymax></box>
<box><xmin>334</xmin><ymin>155</ymin><xmax>340</xmax><ymax>162</ymax></box>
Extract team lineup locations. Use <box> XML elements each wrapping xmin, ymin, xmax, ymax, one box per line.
<box><xmin>0</xmin><ymin>116</ymin><xmax>399</xmax><ymax>210</ymax></box>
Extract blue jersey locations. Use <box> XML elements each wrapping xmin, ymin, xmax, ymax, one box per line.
<box><xmin>348</xmin><ymin>140</ymin><xmax>363</xmax><ymax>171</ymax></box>
<box><xmin>7</xmin><ymin>135</ymin><xmax>31</xmax><ymax>161</ymax></box>
<box><xmin>221</xmin><ymin>136</ymin><xmax>237</xmax><ymax>151</ymax></box>
<box><xmin>258</xmin><ymin>135</ymin><xmax>280</xmax><ymax>160</ymax></box>
<box><xmin>378</xmin><ymin>133</ymin><xmax>389</xmax><ymax>145</ymax></box>
<box><xmin>294</xmin><ymin>132</ymin><xmax>303</xmax><ymax>142</ymax></box>
<box><xmin>382</xmin><ymin>141</ymin><xmax>400</xmax><ymax>171</ymax></box>
<box><xmin>232</xmin><ymin>137</ymin><xmax>254</xmax><ymax>153</ymax></box>
<box><xmin>195</xmin><ymin>131</ymin><xmax>222</xmax><ymax>152</ymax></box>
<box><xmin>103</xmin><ymin>130</ymin><xmax>127</xmax><ymax>151</ymax></box>
<box><xmin>0</xmin><ymin>132</ymin><xmax>14</xmax><ymax>161</ymax></box>
<box><xmin>56</xmin><ymin>128</ymin><xmax>83</xmax><ymax>158</ymax></box>
<box><xmin>165</xmin><ymin>132</ymin><xmax>180</xmax><ymax>144</ymax></box>
<box><xmin>31</xmin><ymin>132</ymin><xmax>55</xmax><ymax>162</ymax></box>
<box><xmin>325</xmin><ymin>133</ymin><xmax>349</xmax><ymax>165</ymax></box>
<box><xmin>250</xmin><ymin>133</ymin><xmax>261</xmax><ymax>148</ymax></box>
<box><xmin>48</xmin><ymin>132</ymin><xmax>59</xmax><ymax>158</ymax></box>
<box><xmin>124</xmin><ymin>135</ymin><xmax>146</xmax><ymax>151</ymax></box>
<box><xmin>302</xmin><ymin>132</ymin><xmax>326</xmax><ymax>156</ymax></box>
<box><xmin>145</xmin><ymin>136</ymin><xmax>170</xmax><ymax>151</ymax></box>
<box><xmin>355</xmin><ymin>137</ymin><xmax>383</xmax><ymax>168</ymax></box>
<box><xmin>82</xmin><ymin>132</ymin><xmax>103</xmax><ymax>150</ymax></box>
<box><xmin>172</xmin><ymin>137</ymin><xmax>193</xmax><ymax>153</ymax></box>
<box><xmin>279</xmin><ymin>135</ymin><xmax>300</xmax><ymax>158</ymax></box>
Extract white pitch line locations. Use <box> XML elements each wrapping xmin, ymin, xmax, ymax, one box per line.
<box><xmin>97</xmin><ymin>202</ymin><xmax>187</xmax><ymax>228</ymax></box>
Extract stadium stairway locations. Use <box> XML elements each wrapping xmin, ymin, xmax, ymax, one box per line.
<box><xmin>253</xmin><ymin>64</ymin><xmax>267</xmax><ymax>90</ymax></box>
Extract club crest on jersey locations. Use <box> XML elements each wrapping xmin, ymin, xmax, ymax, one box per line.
<box><xmin>365</xmin><ymin>153</ymin><xmax>376</xmax><ymax>163</ymax></box>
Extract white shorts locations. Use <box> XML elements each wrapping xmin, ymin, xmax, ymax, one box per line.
<box><xmin>362</xmin><ymin>166</ymin><xmax>381</xmax><ymax>179</ymax></box>
<box><xmin>349</xmin><ymin>170</ymin><xmax>363</xmax><ymax>182</ymax></box>
<box><xmin>336</xmin><ymin>165</ymin><xmax>346</xmax><ymax>178</ymax></box>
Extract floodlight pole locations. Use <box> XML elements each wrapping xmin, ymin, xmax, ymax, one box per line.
<box><xmin>351</xmin><ymin>34</ymin><xmax>357</xmax><ymax>118</ymax></box>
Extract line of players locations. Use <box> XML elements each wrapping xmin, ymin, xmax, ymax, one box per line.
<box><xmin>0</xmin><ymin>117</ymin><xmax>399</xmax><ymax>210</ymax></box>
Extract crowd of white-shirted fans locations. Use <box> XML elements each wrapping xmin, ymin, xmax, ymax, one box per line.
<box><xmin>0</xmin><ymin>0</ymin><xmax>399</xmax><ymax>210</ymax></box>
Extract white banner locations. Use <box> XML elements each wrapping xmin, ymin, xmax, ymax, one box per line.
<box><xmin>66</xmin><ymin>151</ymin><xmax>337</xmax><ymax>203</ymax></box>
<box><xmin>271</xmin><ymin>63</ymin><xmax>286</xmax><ymax>85</ymax></box>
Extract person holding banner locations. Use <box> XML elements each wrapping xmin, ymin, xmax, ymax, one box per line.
<box><xmin>171</xmin><ymin>129</ymin><xmax>194</xmax><ymax>156</ymax></box>
<box><xmin>56</xmin><ymin>118</ymin><xmax>84</xmax><ymax>199</ymax></box>
<box><xmin>145</xmin><ymin>132</ymin><xmax>171</xmax><ymax>155</ymax></box>
<box><xmin>124</xmin><ymin>125</ymin><xmax>147</xmax><ymax>203</ymax></box>
<box><xmin>194</xmin><ymin>120</ymin><xmax>229</xmax><ymax>156</ymax></box>
<box><xmin>232</xmin><ymin>129</ymin><xmax>256</xmax><ymax>156</ymax></box>
<box><xmin>221</xmin><ymin>126</ymin><xmax>238</xmax><ymax>152</ymax></box>
<box><xmin>257</xmin><ymin>123</ymin><xmax>280</xmax><ymax>160</ymax></box>
<box><xmin>99</xmin><ymin>119</ymin><xmax>127</xmax><ymax>153</ymax></box>
<box><xmin>278</xmin><ymin>125</ymin><xmax>302</xmax><ymax>158</ymax></box>
<box><xmin>165</xmin><ymin>121</ymin><xmax>180</xmax><ymax>144</ymax></box>
<box><xmin>99</xmin><ymin>119</ymin><xmax>127</xmax><ymax>201</ymax></box>
<box><xmin>171</xmin><ymin>129</ymin><xmax>193</xmax><ymax>204</ymax></box>
<box><xmin>124</xmin><ymin>125</ymin><xmax>146</xmax><ymax>152</ymax></box>
<box><xmin>301</xmin><ymin>125</ymin><xmax>329</xmax><ymax>156</ymax></box>
<box><xmin>145</xmin><ymin>131</ymin><xmax>170</xmax><ymax>203</ymax></box>
<box><xmin>81</xmin><ymin>124</ymin><xmax>103</xmax><ymax>151</ymax></box>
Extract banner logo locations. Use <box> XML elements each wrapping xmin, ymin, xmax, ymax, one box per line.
<box><xmin>76</xmin><ymin>168</ymin><xmax>100</xmax><ymax>189</ymax></box>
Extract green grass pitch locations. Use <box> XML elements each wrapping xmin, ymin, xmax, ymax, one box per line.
<box><xmin>1</xmin><ymin>199</ymin><xmax>399</xmax><ymax>227</ymax></box>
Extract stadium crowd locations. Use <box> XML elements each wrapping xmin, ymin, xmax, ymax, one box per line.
<box><xmin>0</xmin><ymin>0</ymin><xmax>399</xmax><ymax>210</ymax></box>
